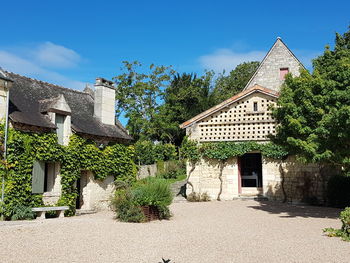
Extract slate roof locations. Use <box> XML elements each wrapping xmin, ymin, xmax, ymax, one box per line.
<box><xmin>180</xmin><ymin>85</ymin><xmax>279</xmax><ymax>129</ymax></box>
<box><xmin>6</xmin><ymin>71</ymin><xmax>132</xmax><ymax>141</ymax></box>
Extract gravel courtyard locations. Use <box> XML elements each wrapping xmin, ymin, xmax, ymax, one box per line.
<box><xmin>0</xmin><ymin>200</ymin><xmax>349</xmax><ymax>263</ymax></box>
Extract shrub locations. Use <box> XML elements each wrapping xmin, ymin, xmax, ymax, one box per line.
<box><xmin>134</xmin><ymin>140</ymin><xmax>156</xmax><ymax>165</ymax></box>
<box><xmin>112</xmin><ymin>177</ymin><xmax>173</xmax><ymax>222</ymax></box>
<box><xmin>157</xmin><ymin>160</ymin><xmax>186</xmax><ymax>180</ymax></box>
<box><xmin>112</xmin><ymin>189</ymin><xmax>145</xmax><ymax>223</ymax></box>
<box><xmin>187</xmin><ymin>192</ymin><xmax>200</xmax><ymax>202</ymax></box>
<box><xmin>132</xmin><ymin>178</ymin><xmax>173</xmax><ymax>207</ymax></box>
<box><xmin>324</xmin><ymin>207</ymin><xmax>350</xmax><ymax>241</ymax></box>
<box><xmin>200</xmin><ymin>192</ymin><xmax>211</xmax><ymax>202</ymax></box>
<box><xmin>154</xmin><ymin>143</ymin><xmax>177</xmax><ymax>162</ymax></box>
<box><xmin>187</xmin><ymin>192</ymin><xmax>211</xmax><ymax>202</ymax></box>
<box><xmin>157</xmin><ymin>205</ymin><xmax>172</xmax><ymax>220</ymax></box>
<box><xmin>134</xmin><ymin>141</ymin><xmax>177</xmax><ymax>165</ymax></box>
<box><xmin>327</xmin><ymin>174</ymin><xmax>350</xmax><ymax>208</ymax></box>
<box><xmin>340</xmin><ymin>207</ymin><xmax>350</xmax><ymax>236</ymax></box>
<box><xmin>10</xmin><ymin>205</ymin><xmax>35</xmax><ymax>221</ymax></box>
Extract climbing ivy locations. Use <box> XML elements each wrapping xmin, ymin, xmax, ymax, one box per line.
<box><xmin>0</xmin><ymin>127</ymin><xmax>136</xmax><ymax>218</ymax></box>
<box><xmin>179</xmin><ymin>139</ymin><xmax>288</xmax><ymax>200</ymax></box>
<box><xmin>59</xmin><ymin>135</ymin><xmax>136</xmax><ymax>215</ymax></box>
<box><xmin>181</xmin><ymin>140</ymin><xmax>288</xmax><ymax>162</ymax></box>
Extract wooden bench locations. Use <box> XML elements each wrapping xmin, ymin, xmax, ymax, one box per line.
<box><xmin>242</xmin><ymin>173</ymin><xmax>259</xmax><ymax>187</ymax></box>
<box><xmin>32</xmin><ymin>206</ymin><xmax>69</xmax><ymax>220</ymax></box>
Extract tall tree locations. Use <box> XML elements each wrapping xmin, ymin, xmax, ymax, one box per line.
<box><xmin>273</xmin><ymin>27</ymin><xmax>350</xmax><ymax>171</ymax></box>
<box><xmin>151</xmin><ymin>72</ymin><xmax>214</xmax><ymax>145</ymax></box>
<box><xmin>114</xmin><ymin>61</ymin><xmax>175</xmax><ymax>141</ymax></box>
<box><xmin>211</xmin><ymin>61</ymin><xmax>259</xmax><ymax>104</ymax></box>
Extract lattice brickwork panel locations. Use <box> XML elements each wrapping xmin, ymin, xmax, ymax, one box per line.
<box><xmin>198</xmin><ymin>93</ymin><xmax>277</xmax><ymax>142</ymax></box>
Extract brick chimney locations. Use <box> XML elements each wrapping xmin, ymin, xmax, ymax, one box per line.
<box><xmin>94</xmin><ymin>77</ymin><xmax>116</xmax><ymax>125</ymax></box>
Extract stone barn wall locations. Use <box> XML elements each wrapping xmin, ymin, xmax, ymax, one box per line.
<box><xmin>187</xmin><ymin>155</ymin><xmax>329</xmax><ymax>204</ymax></box>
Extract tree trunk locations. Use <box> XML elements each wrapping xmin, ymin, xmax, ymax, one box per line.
<box><xmin>186</xmin><ymin>161</ymin><xmax>196</xmax><ymax>193</ymax></box>
<box><xmin>217</xmin><ymin>161</ymin><xmax>225</xmax><ymax>201</ymax></box>
<box><xmin>279</xmin><ymin>162</ymin><xmax>287</xmax><ymax>203</ymax></box>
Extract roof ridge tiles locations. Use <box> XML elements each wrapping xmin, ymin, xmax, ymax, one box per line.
<box><xmin>5</xmin><ymin>71</ymin><xmax>90</xmax><ymax>96</ymax></box>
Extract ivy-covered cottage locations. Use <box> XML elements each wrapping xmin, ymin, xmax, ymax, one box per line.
<box><xmin>0</xmin><ymin>69</ymin><xmax>135</xmax><ymax>215</ymax></box>
<box><xmin>180</xmin><ymin>38</ymin><xmax>334</xmax><ymax>203</ymax></box>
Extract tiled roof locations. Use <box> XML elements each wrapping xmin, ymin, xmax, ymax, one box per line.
<box><xmin>6</xmin><ymin>71</ymin><xmax>132</xmax><ymax>141</ymax></box>
<box><xmin>180</xmin><ymin>85</ymin><xmax>279</xmax><ymax>129</ymax></box>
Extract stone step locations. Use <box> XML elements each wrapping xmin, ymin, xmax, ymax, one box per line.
<box><xmin>76</xmin><ymin>209</ymin><xmax>96</xmax><ymax>216</ymax></box>
<box><xmin>236</xmin><ymin>195</ymin><xmax>268</xmax><ymax>201</ymax></box>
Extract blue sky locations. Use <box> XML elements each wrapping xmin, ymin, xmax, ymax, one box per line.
<box><xmin>0</xmin><ymin>0</ymin><xmax>349</xmax><ymax>90</ymax></box>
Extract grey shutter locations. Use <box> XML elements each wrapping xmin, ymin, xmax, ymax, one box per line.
<box><xmin>32</xmin><ymin>161</ymin><xmax>45</xmax><ymax>193</ymax></box>
<box><xmin>55</xmin><ymin>114</ymin><xmax>65</xmax><ymax>145</ymax></box>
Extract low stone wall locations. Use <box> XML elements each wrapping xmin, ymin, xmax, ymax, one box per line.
<box><xmin>186</xmin><ymin>155</ymin><xmax>334</xmax><ymax>204</ymax></box>
<box><xmin>138</xmin><ymin>164</ymin><xmax>158</xmax><ymax>179</ymax></box>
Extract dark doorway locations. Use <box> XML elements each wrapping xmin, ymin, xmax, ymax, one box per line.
<box><xmin>76</xmin><ymin>171</ymin><xmax>88</xmax><ymax>209</ymax></box>
<box><xmin>240</xmin><ymin>153</ymin><xmax>262</xmax><ymax>187</ymax></box>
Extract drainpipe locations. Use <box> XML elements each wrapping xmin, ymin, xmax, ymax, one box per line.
<box><xmin>1</xmin><ymin>80</ymin><xmax>11</xmax><ymax>220</ymax></box>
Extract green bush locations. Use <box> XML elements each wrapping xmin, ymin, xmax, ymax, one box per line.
<box><xmin>327</xmin><ymin>174</ymin><xmax>350</xmax><ymax>208</ymax></box>
<box><xmin>134</xmin><ymin>140</ymin><xmax>177</xmax><ymax>165</ymax></box>
<box><xmin>187</xmin><ymin>192</ymin><xmax>211</xmax><ymax>202</ymax></box>
<box><xmin>10</xmin><ymin>205</ymin><xmax>35</xmax><ymax>221</ymax></box>
<box><xmin>132</xmin><ymin>178</ymin><xmax>173</xmax><ymax>207</ymax></box>
<box><xmin>112</xmin><ymin>189</ymin><xmax>145</xmax><ymax>223</ymax></box>
<box><xmin>340</xmin><ymin>207</ymin><xmax>350</xmax><ymax>237</ymax></box>
<box><xmin>324</xmin><ymin>207</ymin><xmax>350</xmax><ymax>241</ymax></box>
<box><xmin>157</xmin><ymin>160</ymin><xmax>186</xmax><ymax>180</ymax></box>
<box><xmin>134</xmin><ymin>140</ymin><xmax>155</xmax><ymax>165</ymax></box>
<box><xmin>112</xmin><ymin>178</ymin><xmax>173</xmax><ymax>222</ymax></box>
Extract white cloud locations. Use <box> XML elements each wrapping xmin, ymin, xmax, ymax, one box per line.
<box><xmin>199</xmin><ymin>48</ymin><xmax>265</xmax><ymax>73</ymax></box>
<box><xmin>0</xmin><ymin>43</ymin><xmax>85</xmax><ymax>89</ymax></box>
<box><xmin>34</xmin><ymin>42</ymin><xmax>81</xmax><ymax>68</ymax></box>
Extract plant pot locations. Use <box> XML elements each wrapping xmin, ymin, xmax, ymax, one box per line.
<box><xmin>140</xmin><ymin>205</ymin><xmax>160</xmax><ymax>221</ymax></box>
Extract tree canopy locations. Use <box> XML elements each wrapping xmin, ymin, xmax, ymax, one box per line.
<box><xmin>211</xmin><ymin>61</ymin><xmax>259</xmax><ymax>105</ymax></box>
<box><xmin>152</xmin><ymin>72</ymin><xmax>214</xmax><ymax>145</ymax></box>
<box><xmin>273</xmin><ymin>27</ymin><xmax>350</xmax><ymax>171</ymax></box>
<box><xmin>114</xmin><ymin>61</ymin><xmax>175</xmax><ymax>141</ymax></box>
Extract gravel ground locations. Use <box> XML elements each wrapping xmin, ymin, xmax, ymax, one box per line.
<box><xmin>0</xmin><ymin>200</ymin><xmax>349</xmax><ymax>263</ymax></box>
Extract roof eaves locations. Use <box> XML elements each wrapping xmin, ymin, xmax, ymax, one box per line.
<box><xmin>179</xmin><ymin>85</ymin><xmax>279</xmax><ymax>129</ymax></box>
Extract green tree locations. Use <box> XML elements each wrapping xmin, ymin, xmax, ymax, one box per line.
<box><xmin>152</xmin><ymin>72</ymin><xmax>214</xmax><ymax>145</ymax></box>
<box><xmin>273</xmin><ymin>27</ymin><xmax>350</xmax><ymax>171</ymax></box>
<box><xmin>113</xmin><ymin>61</ymin><xmax>175</xmax><ymax>141</ymax></box>
<box><xmin>211</xmin><ymin>61</ymin><xmax>259</xmax><ymax>104</ymax></box>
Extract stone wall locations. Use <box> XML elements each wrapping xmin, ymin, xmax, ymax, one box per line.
<box><xmin>187</xmin><ymin>155</ymin><xmax>329</xmax><ymax>204</ymax></box>
<box><xmin>245</xmin><ymin>39</ymin><xmax>302</xmax><ymax>92</ymax></box>
<box><xmin>80</xmin><ymin>172</ymin><xmax>116</xmax><ymax>211</ymax></box>
<box><xmin>186</xmin><ymin>157</ymin><xmax>239</xmax><ymax>200</ymax></box>
<box><xmin>43</xmin><ymin>167</ymin><xmax>116</xmax><ymax>211</ymax></box>
<box><xmin>138</xmin><ymin>164</ymin><xmax>158</xmax><ymax>179</ymax></box>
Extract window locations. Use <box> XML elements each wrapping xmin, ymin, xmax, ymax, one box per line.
<box><xmin>280</xmin><ymin>68</ymin><xmax>289</xmax><ymax>80</ymax></box>
<box><xmin>253</xmin><ymin>102</ymin><xmax>258</xmax><ymax>111</ymax></box>
<box><xmin>55</xmin><ymin>114</ymin><xmax>65</xmax><ymax>145</ymax></box>
<box><xmin>32</xmin><ymin>161</ymin><xmax>59</xmax><ymax>193</ymax></box>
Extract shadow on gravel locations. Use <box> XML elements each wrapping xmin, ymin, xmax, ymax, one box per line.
<box><xmin>248</xmin><ymin>201</ymin><xmax>341</xmax><ymax>219</ymax></box>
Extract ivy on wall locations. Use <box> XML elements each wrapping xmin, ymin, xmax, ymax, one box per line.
<box><xmin>0</xmin><ymin>126</ymin><xmax>136</xmax><ymax>218</ymax></box>
<box><xmin>180</xmin><ymin>138</ymin><xmax>288</xmax><ymax>162</ymax></box>
<box><xmin>180</xmin><ymin>138</ymin><xmax>289</xmax><ymax>200</ymax></box>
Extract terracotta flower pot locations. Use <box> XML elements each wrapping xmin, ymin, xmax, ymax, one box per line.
<box><xmin>140</xmin><ymin>205</ymin><xmax>160</xmax><ymax>221</ymax></box>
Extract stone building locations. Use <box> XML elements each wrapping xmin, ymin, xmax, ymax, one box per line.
<box><xmin>0</xmin><ymin>69</ymin><xmax>132</xmax><ymax>211</ymax></box>
<box><xmin>180</xmin><ymin>38</ymin><xmax>329</xmax><ymax>203</ymax></box>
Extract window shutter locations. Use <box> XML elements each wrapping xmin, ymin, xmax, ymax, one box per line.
<box><xmin>32</xmin><ymin>161</ymin><xmax>45</xmax><ymax>194</ymax></box>
<box><xmin>55</xmin><ymin>114</ymin><xmax>65</xmax><ymax>145</ymax></box>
